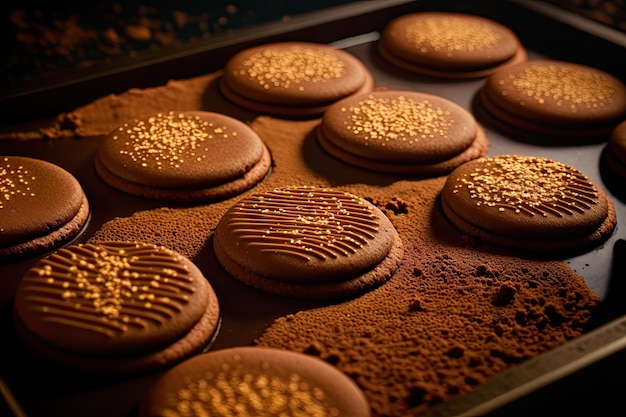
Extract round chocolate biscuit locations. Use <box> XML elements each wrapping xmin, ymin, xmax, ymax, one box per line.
<box><xmin>480</xmin><ymin>60</ymin><xmax>626</xmax><ymax>141</ymax></box>
<box><xmin>606</xmin><ymin>120</ymin><xmax>626</xmax><ymax>180</ymax></box>
<box><xmin>139</xmin><ymin>346</ymin><xmax>371</xmax><ymax>417</ymax></box>
<box><xmin>13</xmin><ymin>241</ymin><xmax>221</xmax><ymax>372</ymax></box>
<box><xmin>317</xmin><ymin>90</ymin><xmax>489</xmax><ymax>174</ymax></box>
<box><xmin>220</xmin><ymin>42</ymin><xmax>374</xmax><ymax>117</ymax></box>
<box><xmin>213</xmin><ymin>186</ymin><xmax>403</xmax><ymax>299</ymax></box>
<box><xmin>440</xmin><ymin>155</ymin><xmax>616</xmax><ymax>254</ymax></box>
<box><xmin>0</xmin><ymin>156</ymin><xmax>89</xmax><ymax>262</ymax></box>
<box><xmin>95</xmin><ymin>111</ymin><xmax>271</xmax><ymax>201</ymax></box>
<box><xmin>378</xmin><ymin>12</ymin><xmax>526</xmax><ymax>79</ymax></box>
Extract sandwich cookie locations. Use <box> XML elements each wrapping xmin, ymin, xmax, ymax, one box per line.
<box><xmin>378</xmin><ymin>12</ymin><xmax>526</xmax><ymax>79</ymax></box>
<box><xmin>479</xmin><ymin>60</ymin><xmax>626</xmax><ymax>142</ymax></box>
<box><xmin>95</xmin><ymin>111</ymin><xmax>271</xmax><ymax>201</ymax></box>
<box><xmin>139</xmin><ymin>346</ymin><xmax>372</xmax><ymax>417</ymax></box>
<box><xmin>317</xmin><ymin>90</ymin><xmax>489</xmax><ymax>175</ymax></box>
<box><xmin>0</xmin><ymin>156</ymin><xmax>89</xmax><ymax>262</ymax></box>
<box><xmin>213</xmin><ymin>186</ymin><xmax>403</xmax><ymax>299</ymax></box>
<box><xmin>440</xmin><ymin>155</ymin><xmax>616</xmax><ymax>255</ymax></box>
<box><xmin>220</xmin><ymin>42</ymin><xmax>374</xmax><ymax>117</ymax></box>
<box><xmin>606</xmin><ymin>120</ymin><xmax>626</xmax><ymax>180</ymax></box>
<box><xmin>13</xmin><ymin>241</ymin><xmax>221</xmax><ymax>372</ymax></box>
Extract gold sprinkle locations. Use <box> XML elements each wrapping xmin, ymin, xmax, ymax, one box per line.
<box><xmin>405</xmin><ymin>16</ymin><xmax>502</xmax><ymax>55</ymax></box>
<box><xmin>506</xmin><ymin>64</ymin><xmax>617</xmax><ymax>110</ymax></box>
<box><xmin>225</xmin><ymin>187</ymin><xmax>380</xmax><ymax>262</ymax></box>
<box><xmin>163</xmin><ymin>363</ymin><xmax>339</xmax><ymax>416</ymax></box>
<box><xmin>0</xmin><ymin>158</ymin><xmax>37</xmax><ymax>209</ymax></box>
<box><xmin>236</xmin><ymin>46</ymin><xmax>345</xmax><ymax>91</ymax></box>
<box><xmin>453</xmin><ymin>155</ymin><xmax>599</xmax><ymax>216</ymax></box>
<box><xmin>30</xmin><ymin>243</ymin><xmax>196</xmax><ymax>325</ymax></box>
<box><xmin>342</xmin><ymin>95</ymin><xmax>453</xmax><ymax>143</ymax></box>
<box><xmin>112</xmin><ymin>112</ymin><xmax>233</xmax><ymax>170</ymax></box>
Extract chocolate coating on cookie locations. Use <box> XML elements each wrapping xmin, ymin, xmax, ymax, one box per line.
<box><xmin>214</xmin><ymin>186</ymin><xmax>396</xmax><ymax>284</ymax></box>
<box><xmin>223</xmin><ymin>42</ymin><xmax>368</xmax><ymax>105</ymax></box>
<box><xmin>97</xmin><ymin>111</ymin><xmax>266</xmax><ymax>188</ymax></box>
<box><xmin>318</xmin><ymin>91</ymin><xmax>481</xmax><ymax>167</ymax></box>
<box><xmin>0</xmin><ymin>156</ymin><xmax>89</xmax><ymax>261</ymax></box>
<box><xmin>220</xmin><ymin>42</ymin><xmax>373</xmax><ymax>116</ymax></box>
<box><xmin>15</xmin><ymin>241</ymin><xmax>212</xmax><ymax>356</ymax></box>
<box><xmin>382</xmin><ymin>12</ymin><xmax>519</xmax><ymax>70</ymax></box>
<box><xmin>378</xmin><ymin>12</ymin><xmax>526</xmax><ymax>78</ymax></box>
<box><xmin>95</xmin><ymin>111</ymin><xmax>271</xmax><ymax>201</ymax></box>
<box><xmin>606</xmin><ymin>120</ymin><xmax>626</xmax><ymax>180</ymax></box>
<box><xmin>441</xmin><ymin>155</ymin><xmax>616</xmax><ymax>253</ymax></box>
<box><xmin>140</xmin><ymin>346</ymin><xmax>372</xmax><ymax>417</ymax></box>
<box><xmin>481</xmin><ymin>60</ymin><xmax>626</xmax><ymax>135</ymax></box>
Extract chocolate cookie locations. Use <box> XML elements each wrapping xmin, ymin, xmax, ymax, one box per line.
<box><xmin>605</xmin><ymin>120</ymin><xmax>626</xmax><ymax>180</ymax></box>
<box><xmin>0</xmin><ymin>156</ymin><xmax>89</xmax><ymax>262</ymax></box>
<box><xmin>317</xmin><ymin>90</ymin><xmax>489</xmax><ymax>174</ymax></box>
<box><xmin>220</xmin><ymin>42</ymin><xmax>374</xmax><ymax>117</ymax></box>
<box><xmin>139</xmin><ymin>346</ymin><xmax>371</xmax><ymax>417</ymax></box>
<box><xmin>479</xmin><ymin>60</ymin><xmax>626</xmax><ymax>142</ymax></box>
<box><xmin>213</xmin><ymin>186</ymin><xmax>403</xmax><ymax>299</ymax></box>
<box><xmin>440</xmin><ymin>155</ymin><xmax>616</xmax><ymax>255</ymax></box>
<box><xmin>95</xmin><ymin>111</ymin><xmax>271</xmax><ymax>201</ymax></box>
<box><xmin>13</xmin><ymin>241</ymin><xmax>221</xmax><ymax>372</ymax></box>
<box><xmin>378</xmin><ymin>12</ymin><xmax>526</xmax><ymax>79</ymax></box>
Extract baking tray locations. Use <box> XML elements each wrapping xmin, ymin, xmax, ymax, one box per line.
<box><xmin>1</xmin><ymin>0</ymin><xmax>626</xmax><ymax>416</ymax></box>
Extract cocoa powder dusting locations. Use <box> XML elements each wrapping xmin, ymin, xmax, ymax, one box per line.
<box><xmin>86</xmin><ymin>100</ymin><xmax>600</xmax><ymax>416</ymax></box>
<box><xmin>0</xmin><ymin>73</ymin><xmax>222</xmax><ymax>140</ymax></box>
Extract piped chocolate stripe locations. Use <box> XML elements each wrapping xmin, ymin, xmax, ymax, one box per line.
<box><xmin>224</xmin><ymin>187</ymin><xmax>381</xmax><ymax>261</ymax></box>
<box><xmin>19</xmin><ymin>242</ymin><xmax>198</xmax><ymax>338</ymax></box>
<box><xmin>453</xmin><ymin>156</ymin><xmax>600</xmax><ymax>217</ymax></box>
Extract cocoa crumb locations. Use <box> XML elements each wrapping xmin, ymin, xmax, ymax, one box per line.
<box><xmin>57</xmin><ymin>112</ymin><xmax>82</xmax><ymax>131</ymax></box>
<box><xmin>385</xmin><ymin>197</ymin><xmax>409</xmax><ymax>215</ymax></box>
<box><xmin>408</xmin><ymin>298</ymin><xmax>426</xmax><ymax>312</ymax></box>
<box><xmin>493</xmin><ymin>281</ymin><xmax>517</xmax><ymax>306</ymax></box>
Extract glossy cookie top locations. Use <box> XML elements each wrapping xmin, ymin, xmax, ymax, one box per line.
<box><xmin>14</xmin><ymin>241</ymin><xmax>211</xmax><ymax>356</ymax></box>
<box><xmin>97</xmin><ymin>111</ymin><xmax>267</xmax><ymax>189</ymax></box>
<box><xmin>140</xmin><ymin>346</ymin><xmax>372</xmax><ymax>417</ymax></box>
<box><xmin>441</xmin><ymin>155</ymin><xmax>611</xmax><ymax>239</ymax></box>
<box><xmin>609</xmin><ymin>120</ymin><xmax>626</xmax><ymax>164</ymax></box>
<box><xmin>483</xmin><ymin>60</ymin><xmax>626</xmax><ymax>127</ymax></box>
<box><xmin>0</xmin><ymin>156</ymin><xmax>86</xmax><ymax>246</ymax></box>
<box><xmin>214</xmin><ymin>186</ymin><xmax>397</xmax><ymax>284</ymax></box>
<box><xmin>605</xmin><ymin>120</ymin><xmax>626</xmax><ymax>181</ymax></box>
<box><xmin>380</xmin><ymin>12</ymin><xmax>521</xmax><ymax>71</ymax></box>
<box><xmin>320</xmin><ymin>90</ymin><xmax>478</xmax><ymax>164</ymax></box>
<box><xmin>222</xmin><ymin>42</ymin><xmax>369</xmax><ymax>105</ymax></box>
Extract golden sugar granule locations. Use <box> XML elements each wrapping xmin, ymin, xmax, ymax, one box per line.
<box><xmin>342</xmin><ymin>95</ymin><xmax>453</xmax><ymax>145</ymax></box>
<box><xmin>0</xmin><ymin>158</ymin><xmax>36</xmax><ymax>209</ymax></box>
<box><xmin>113</xmin><ymin>112</ymin><xmax>232</xmax><ymax>170</ymax></box>
<box><xmin>239</xmin><ymin>46</ymin><xmax>345</xmax><ymax>90</ymax></box>
<box><xmin>509</xmin><ymin>64</ymin><xmax>616</xmax><ymax>110</ymax></box>
<box><xmin>166</xmin><ymin>362</ymin><xmax>338</xmax><ymax>416</ymax></box>
<box><xmin>36</xmin><ymin>243</ymin><xmax>194</xmax><ymax>321</ymax></box>
<box><xmin>453</xmin><ymin>156</ymin><xmax>599</xmax><ymax>216</ymax></box>
<box><xmin>405</xmin><ymin>16</ymin><xmax>502</xmax><ymax>56</ymax></box>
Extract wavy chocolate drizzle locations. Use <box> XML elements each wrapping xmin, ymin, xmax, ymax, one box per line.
<box><xmin>19</xmin><ymin>242</ymin><xmax>197</xmax><ymax>338</ymax></box>
<box><xmin>223</xmin><ymin>187</ymin><xmax>381</xmax><ymax>261</ymax></box>
<box><xmin>453</xmin><ymin>155</ymin><xmax>599</xmax><ymax>217</ymax></box>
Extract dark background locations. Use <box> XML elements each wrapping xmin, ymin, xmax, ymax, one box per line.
<box><xmin>3</xmin><ymin>1</ymin><xmax>624</xmax><ymax>86</ymax></box>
